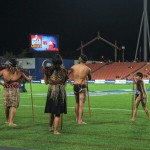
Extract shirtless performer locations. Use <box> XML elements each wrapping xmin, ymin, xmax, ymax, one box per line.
<box><xmin>0</xmin><ymin>58</ymin><xmax>32</xmax><ymax>126</ymax></box>
<box><xmin>69</xmin><ymin>54</ymin><xmax>91</xmax><ymax>124</ymax></box>
<box><xmin>131</xmin><ymin>72</ymin><xmax>150</xmax><ymax>121</ymax></box>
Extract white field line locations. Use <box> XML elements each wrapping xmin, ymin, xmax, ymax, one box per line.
<box><xmin>0</xmin><ymin>104</ymin><xmax>144</xmax><ymax>112</ymax></box>
<box><xmin>17</xmin><ymin>89</ymin><xmax>132</xmax><ymax>98</ymax></box>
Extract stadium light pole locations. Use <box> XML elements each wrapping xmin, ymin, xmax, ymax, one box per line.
<box><xmin>143</xmin><ymin>0</ymin><xmax>147</xmax><ymax>61</ymax></box>
<box><xmin>134</xmin><ymin>0</ymin><xmax>150</xmax><ymax>62</ymax></box>
<box><xmin>121</xmin><ymin>46</ymin><xmax>125</xmax><ymax>62</ymax></box>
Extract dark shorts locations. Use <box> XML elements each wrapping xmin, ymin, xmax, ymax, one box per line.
<box><xmin>73</xmin><ymin>84</ymin><xmax>87</xmax><ymax>95</ymax></box>
<box><xmin>135</xmin><ymin>94</ymin><xmax>147</xmax><ymax>107</ymax></box>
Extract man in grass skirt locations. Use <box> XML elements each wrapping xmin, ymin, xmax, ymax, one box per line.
<box><xmin>0</xmin><ymin>58</ymin><xmax>32</xmax><ymax>126</ymax></box>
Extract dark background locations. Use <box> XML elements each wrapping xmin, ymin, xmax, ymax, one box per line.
<box><xmin>0</xmin><ymin>0</ymin><xmax>149</xmax><ymax>61</ymax></box>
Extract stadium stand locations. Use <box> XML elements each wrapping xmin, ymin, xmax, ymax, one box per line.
<box><xmin>68</xmin><ymin>62</ymin><xmax>150</xmax><ymax>80</ymax></box>
<box><xmin>86</xmin><ymin>62</ymin><xmax>106</xmax><ymax>73</ymax></box>
<box><xmin>91</xmin><ymin>62</ymin><xmax>147</xmax><ymax>80</ymax></box>
<box><xmin>129</xmin><ymin>63</ymin><xmax>150</xmax><ymax>79</ymax></box>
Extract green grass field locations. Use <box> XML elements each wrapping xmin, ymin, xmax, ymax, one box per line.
<box><xmin>0</xmin><ymin>83</ymin><xmax>150</xmax><ymax>150</ymax></box>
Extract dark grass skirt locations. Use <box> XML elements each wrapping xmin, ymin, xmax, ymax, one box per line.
<box><xmin>44</xmin><ymin>93</ymin><xmax>67</xmax><ymax>115</ymax></box>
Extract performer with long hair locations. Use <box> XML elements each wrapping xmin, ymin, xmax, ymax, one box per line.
<box><xmin>131</xmin><ymin>72</ymin><xmax>150</xmax><ymax>121</ymax></box>
<box><xmin>43</xmin><ymin>54</ymin><xmax>69</xmax><ymax>134</ymax></box>
<box><xmin>68</xmin><ymin>54</ymin><xmax>91</xmax><ymax>124</ymax></box>
<box><xmin>0</xmin><ymin>58</ymin><xmax>32</xmax><ymax>126</ymax></box>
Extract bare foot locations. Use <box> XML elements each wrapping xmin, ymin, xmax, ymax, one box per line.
<box><xmin>78</xmin><ymin>121</ymin><xmax>87</xmax><ymax>124</ymax></box>
<box><xmin>54</xmin><ymin>130</ymin><xmax>61</xmax><ymax>135</ymax></box>
<box><xmin>5</xmin><ymin>121</ymin><xmax>9</xmax><ymax>124</ymax></box>
<box><xmin>49</xmin><ymin>127</ymin><xmax>54</xmax><ymax>132</ymax></box>
<box><xmin>8</xmin><ymin>123</ymin><xmax>17</xmax><ymax>126</ymax></box>
<box><xmin>131</xmin><ymin>118</ymin><xmax>135</xmax><ymax>122</ymax></box>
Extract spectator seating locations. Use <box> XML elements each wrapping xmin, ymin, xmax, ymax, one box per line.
<box><xmin>68</xmin><ymin>62</ymin><xmax>150</xmax><ymax>80</ymax></box>
<box><xmin>86</xmin><ymin>62</ymin><xmax>106</xmax><ymax>73</ymax></box>
<box><xmin>92</xmin><ymin>62</ymin><xmax>146</xmax><ymax>80</ymax></box>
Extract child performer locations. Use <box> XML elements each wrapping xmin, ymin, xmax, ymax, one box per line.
<box><xmin>132</xmin><ymin>72</ymin><xmax>150</xmax><ymax>121</ymax></box>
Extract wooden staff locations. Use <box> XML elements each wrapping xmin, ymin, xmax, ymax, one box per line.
<box><xmin>87</xmin><ymin>81</ymin><xmax>91</xmax><ymax>117</ymax></box>
<box><xmin>30</xmin><ymin>80</ymin><xmax>34</xmax><ymax>122</ymax></box>
<box><xmin>60</xmin><ymin>113</ymin><xmax>63</xmax><ymax>130</ymax></box>
<box><xmin>132</xmin><ymin>77</ymin><xmax>135</xmax><ymax>117</ymax></box>
<box><xmin>42</xmin><ymin>59</ymin><xmax>51</xmax><ymax>70</ymax></box>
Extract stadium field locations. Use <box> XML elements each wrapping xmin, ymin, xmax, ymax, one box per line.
<box><xmin>0</xmin><ymin>83</ymin><xmax>150</xmax><ymax>150</ymax></box>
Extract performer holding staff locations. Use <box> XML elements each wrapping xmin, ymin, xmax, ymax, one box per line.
<box><xmin>43</xmin><ymin>54</ymin><xmax>69</xmax><ymax>135</ymax></box>
<box><xmin>69</xmin><ymin>54</ymin><xmax>91</xmax><ymax>124</ymax></box>
<box><xmin>132</xmin><ymin>72</ymin><xmax>150</xmax><ymax>121</ymax></box>
<box><xmin>0</xmin><ymin>58</ymin><xmax>32</xmax><ymax>126</ymax></box>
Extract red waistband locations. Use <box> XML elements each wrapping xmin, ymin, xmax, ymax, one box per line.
<box><xmin>4</xmin><ymin>84</ymin><xmax>19</xmax><ymax>88</ymax></box>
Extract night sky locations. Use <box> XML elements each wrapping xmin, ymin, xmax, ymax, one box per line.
<box><xmin>0</xmin><ymin>0</ymin><xmax>149</xmax><ymax>61</ymax></box>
